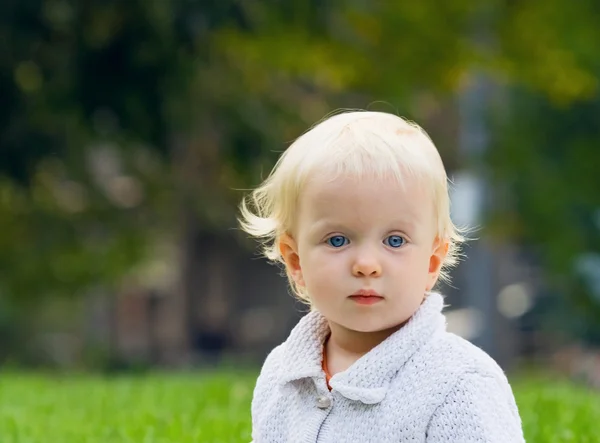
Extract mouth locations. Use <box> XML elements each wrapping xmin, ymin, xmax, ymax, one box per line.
<box><xmin>349</xmin><ymin>289</ymin><xmax>384</xmax><ymax>305</ymax></box>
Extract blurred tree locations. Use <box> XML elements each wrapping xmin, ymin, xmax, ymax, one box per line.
<box><xmin>0</xmin><ymin>0</ymin><xmax>184</xmax><ymax>303</ymax></box>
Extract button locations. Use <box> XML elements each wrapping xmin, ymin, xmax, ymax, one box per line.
<box><xmin>316</xmin><ymin>395</ymin><xmax>331</xmax><ymax>409</ymax></box>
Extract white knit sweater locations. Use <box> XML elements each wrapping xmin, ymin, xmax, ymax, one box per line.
<box><xmin>251</xmin><ymin>293</ymin><xmax>525</xmax><ymax>442</ymax></box>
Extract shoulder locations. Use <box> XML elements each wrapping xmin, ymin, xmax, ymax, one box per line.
<box><xmin>416</xmin><ymin>334</ymin><xmax>524</xmax><ymax>441</ymax></box>
<box><xmin>427</xmin><ymin>331</ymin><xmax>510</xmax><ymax>380</ymax></box>
<box><xmin>254</xmin><ymin>343</ymin><xmax>286</xmax><ymax>391</ymax></box>
<box><xmin>427</xmin><ymin>332</ymin><xmax>521</xmax><ymax>416</ymax></box>
<box><xmin>251</xmin><ymin>344</ymin><xmax>284</xmax><ymax>416</ymax></box>
<box><xmin>426</xmin><ymin>369</ymin><xmax>524</xmax><ymax>442</ymax></box>
<box><xmin>400</xmin><ymin>330</ymin><xmax>516</xmax><ymax>404</ymax></box>
<box><xmin>423</xmin><ymin>336</ymin><xmax>525</xmax><ymax>441</ymax></box>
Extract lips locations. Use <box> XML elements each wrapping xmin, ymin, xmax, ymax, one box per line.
<box><xmin>349</xmin><ymin>289</ymin><xmax>384</xmax><ymax>305</ymax></box>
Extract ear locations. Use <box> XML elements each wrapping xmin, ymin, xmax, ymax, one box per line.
<box><xmin>279</xmin><ymin>233</ymin><xmax>305</xmax><ymax>288</ymax></box>
<box><xmin>426</xmin><ymin>237</ymin><xmax>449</xmax><ymax>291</ymax></box>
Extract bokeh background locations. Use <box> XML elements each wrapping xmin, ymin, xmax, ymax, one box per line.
<box><xmin>1</xmin><ymin>1</ymin><xmax>600</xmax><ymax>442</ymax></box>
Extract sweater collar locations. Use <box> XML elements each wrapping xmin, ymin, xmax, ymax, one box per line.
<box><xmin>278</xmin><ymin>293</ymin><xmax>447</xmax><ymax>404</ymax></box>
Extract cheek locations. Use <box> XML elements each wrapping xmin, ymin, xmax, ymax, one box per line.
<box><xmin>392</xmin><ymin>248</ymin><xmax>430</xmax><ymax>276</ymax></box>
<box><xmin>301</xmin><ymin>249</ymin><xmax>343</xmax><ymax>285</ymax></box>
<box><xmin>410</xmin><ymin>250</ymin><xmax>436</xmax><ymax>285</ymax></box>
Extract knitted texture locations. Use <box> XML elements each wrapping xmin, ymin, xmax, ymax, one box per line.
<box><xmin>251</xmin><ymin>293</ymin><xmax>525</xmax><ymax>442</ymax></box>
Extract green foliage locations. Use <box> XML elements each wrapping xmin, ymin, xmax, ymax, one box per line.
<box><xmin>0</xmin><ymin>0</ymin><xmax>198</xmax><ymax>300</ymax></box>
<box><xmin>494</xmin><ymin>1</ymin><xmax>600</xmax><ymax>104</ymax></box>
<box><xmin>0</xmin><ymin>372</ymin><xmax>598</xmax><ymax>442</ymax></box>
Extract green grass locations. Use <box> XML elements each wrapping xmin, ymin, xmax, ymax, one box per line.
<box><xmin>513</xmin><ymin>375</ymin><xmax>600</xmax><ymax>443</ymax></box>
<box><xmin>0</xmin><ymin>371</ymin><xmax>598</xmax><ymax>442</ymax></box>
<box><xmin>0</xmin><ymin>371</ymin><xmax>255</xmax><ymax>443</ymax></box>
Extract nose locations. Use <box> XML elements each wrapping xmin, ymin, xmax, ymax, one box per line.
<box><xmin>352</xmin><ymin>249</ymin><xmax>382</xmax><ymax>278</ymax></box>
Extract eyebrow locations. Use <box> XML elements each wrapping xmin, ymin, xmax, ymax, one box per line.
<box><xmin>307</xmin><ymin>220</ymin><xmax>347</xmax><ymax>236</ymax></box>
<box><xmin>308</xmin><ymin>218</ymin><xmax>417</xmax><ymax>236</ymax></box>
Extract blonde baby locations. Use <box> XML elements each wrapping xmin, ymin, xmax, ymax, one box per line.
<box><xmin>240</xmin><ymin>111</ymin><xmax>524</xmax><ymax>443</ymax></box>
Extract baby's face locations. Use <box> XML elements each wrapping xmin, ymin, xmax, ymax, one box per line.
<box><xmin>287</xmin><ymin>173</ymin><xmax>447</xmax><ymax>333</ymax></box>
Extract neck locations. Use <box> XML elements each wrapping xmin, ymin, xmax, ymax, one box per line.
<box><xmin>326</xmin><ymin>320</ymin><xmax>405</xmax><ymax>359</ymax></box>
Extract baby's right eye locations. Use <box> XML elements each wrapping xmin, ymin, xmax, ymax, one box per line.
<box><xmin>326</xmin><ymin>235</ymin><xmax>349</xmax><ymax>248</ymax></box>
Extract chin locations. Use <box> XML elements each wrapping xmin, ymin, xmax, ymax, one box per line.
<box><xmin>344</xmin><ymin>320</ymin><xmax>396</xmax><ymax>334</ymax></box>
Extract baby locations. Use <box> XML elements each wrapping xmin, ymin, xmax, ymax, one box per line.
<box><xmin>240</xmin><ymin>111</ymin><xmax>525</xmax><ymax>442</ymax></box>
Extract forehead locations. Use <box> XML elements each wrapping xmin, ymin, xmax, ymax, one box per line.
<box><xmin>298</xmin><ymin>173</ymin><xmax>434</xmax><ymax>227</ymax></box>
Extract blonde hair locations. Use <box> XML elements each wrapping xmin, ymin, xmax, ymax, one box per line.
<box><xmin>239</xmin><ymin>110</ymin><xmax>466</xmax><ymax>303</ymax></box>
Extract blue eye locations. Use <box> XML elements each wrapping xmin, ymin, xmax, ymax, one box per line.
<box><xmin>384</xmin><ymin>235</ymin><xmax>405</xmax><ymax>248</ymax></box>
<box><xmin>327</xmin><ymin>235</ymin><xmax>349</xmax><ymax>248</ymax></box>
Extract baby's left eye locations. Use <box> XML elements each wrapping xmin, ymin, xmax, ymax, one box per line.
<box><xmin>383</xmin><ymin>235</ymin><xmax>405</xmax><ymax>248</ymax></box>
